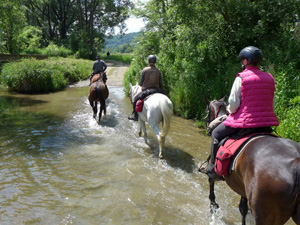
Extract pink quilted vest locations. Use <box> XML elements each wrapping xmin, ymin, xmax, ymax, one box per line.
<box><xmin>223</xmin><ymin>66</ymin><xmax>279</xmax><ymax>128</ymax></box>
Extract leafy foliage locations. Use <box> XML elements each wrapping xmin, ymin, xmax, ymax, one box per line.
<box><xmin>125</xmin><ymin>0</ymin><xmax>300</xmax><ymax>142</ymax></box>
<box><xmin>0</xmin><ymin>58</ymin><xmax>92</xmax><ymax>93</ymax></box>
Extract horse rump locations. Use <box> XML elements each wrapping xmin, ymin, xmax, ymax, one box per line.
<box><xmin>291</xmin><ymin>157</ymin><xmax>300</xmax><ymax>223</ymax></box>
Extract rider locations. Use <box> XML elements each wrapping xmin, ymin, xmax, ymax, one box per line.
<box><xmin>202</xmin><ymin>46</ymin><xmax>279</xmax><ymax>179</ymax></box>
<box><xmin>128</xmin><ymin>55</ymin><xmax>164</xmax><ymax>121</ymax></box>
<box><xmin>89</xmin><ymin>56</ymin><xmax>107</xmax><ymax>85</ymax></box>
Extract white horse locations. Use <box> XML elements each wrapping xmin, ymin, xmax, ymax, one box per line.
<box><xmin>129</xmin><ymin>83</ymin><xmax>173</xmax><ymax>158</ymax></box>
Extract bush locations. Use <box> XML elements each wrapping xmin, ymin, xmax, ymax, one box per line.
<box><xmin>0</xmin><ymin>58</ymin><xmax>92</xmax><ymax>93</ymax></box>
<box><xmin>277</xmin><ymin>106</ymin><xmax>300</xmax><ymax>143</ymax></box>
<box><xmin>0</xmin><ymin>59</ymin><xmax>66</xmax><ymax>93</ymax></box>
<box><xmin>101</xmin><ymin>53</ymin><xmax>133</xmax><ymax>64</ymax></box>
<box><xmin>41</xmin><ymin>43</ymin><xmax>72</xmax><ymax>57</ymax></box>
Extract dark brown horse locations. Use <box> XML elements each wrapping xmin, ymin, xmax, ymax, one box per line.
<box><xmin>88</xmin><ymin>73</ymin><xmax>109</xmax><ymax>122</ymax></box>
<box><xmin>91</xmin><ymin>72</ymin><xmax>107</xmax><ymax>84</ymax></box>
<box><xmin>202</xmin><ymin>97</ymin><xmax>300</xmax><ymax>225</ymax></box>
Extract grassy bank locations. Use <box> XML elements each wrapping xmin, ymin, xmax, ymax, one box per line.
<box><xmin>0</xmin><ymin>57</ymin><xmax>92</xmax><ymax>93</ymax></box>
<box><xmin>100</xmin><ymin>53</ymin><xmax>133</xmax><ymax>64</ymax></box>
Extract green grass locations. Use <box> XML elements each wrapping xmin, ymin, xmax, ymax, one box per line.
<box><xmin>100</xmin><ymin>53</ymin><xmax>133</xmax><ymax>64</ymax></box>
<box><xmin>0</xmin><ymin>57</ymin><xmax>93</xmax><ymax>93</ymax></box>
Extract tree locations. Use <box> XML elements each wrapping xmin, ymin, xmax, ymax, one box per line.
<box><xmin>0</xmin><ymin>0</ymin><xmax>27</xmax><ymax>53</ymax></box>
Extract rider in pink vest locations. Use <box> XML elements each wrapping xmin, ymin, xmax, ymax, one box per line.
<box><xmin>202</xmin><ymin>46</ymin><xmax>279</xmax><ymax>180</ymax></box>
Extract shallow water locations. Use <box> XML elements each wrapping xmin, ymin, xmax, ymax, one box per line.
<box><xmin>0</xmin><ymin>85</ymin><xmax>295</xmax><ymax>224</ymax></box>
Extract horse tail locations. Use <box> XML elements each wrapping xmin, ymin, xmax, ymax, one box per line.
<box><xmin>160</xmin><ymin>97</ymin><xmax>173</xmax><ymax>138</ymax></box>
<box><xmin>291</xmin><ymin>157</ymin><xmax>300</xmax><ymax>218</ymax></box>
<box><xmin>95</xmin><ymin>86</ymin><xmax>105</xmax><ymax>106</ymax></box>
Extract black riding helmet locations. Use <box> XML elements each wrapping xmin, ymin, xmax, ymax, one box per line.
<box><xmin>148</xmin><ymin>55</ymin><xmax>157</xmax><ymax>64</ymax></box>
<box><xmin>238</xmin><ymin>46</ymin><xmax>262</xmax><ymax>65</ymax></box>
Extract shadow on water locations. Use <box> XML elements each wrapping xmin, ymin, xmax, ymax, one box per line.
<box><xmin>163</xmin><ymin>146</ymin><xmax>196</xmax><ymax>173</ymax></box>
<box><xmin>96</xmin><ymin>113</ymin><xmax>119</xmax><ymax>128</ymax></box>
<box><xmin>144</xmin><ymin>137</ymin><xmax>196</xmax><ymax>173</ymax></box>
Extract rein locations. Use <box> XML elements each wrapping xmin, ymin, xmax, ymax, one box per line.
<box><xmin>206</xmin><ymin>100</ymin><xmax>228</xmax><ymax>126</ymax></box>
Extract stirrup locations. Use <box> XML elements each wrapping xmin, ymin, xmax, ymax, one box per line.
<box><xmin>128</xmin><ymin>116</ymin><xmax>138</xmax><ymax>121</ymax></box>
<box><xmin>198</xmin><ymin>160</ymin><xmax>209</xmax><ymax>174</ymax></box>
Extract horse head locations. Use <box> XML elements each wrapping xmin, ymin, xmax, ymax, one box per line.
<box><xmin>204</xmin><ymin>96</ymin><xmax>228</xmax><ymax>127</ymax></box>
<box><xmin>129</xmin><ymin>83</ymin><xmax>142</xmax><ymax>103</ymax></box>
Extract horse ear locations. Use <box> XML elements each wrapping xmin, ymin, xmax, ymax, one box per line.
<box><xmin>219</xmin><ymin>96</ymin><xmax>226</xmax><ymax>102</ymax></box>
<box><xmin>204</xmin><ymin>97</ymin><xmax>210</xmax><ymax>105</ymax></box>
<box><xmin>129</xmin><ymin>83</ymin><xmax>132</xmax><ymax>88</ymax></box>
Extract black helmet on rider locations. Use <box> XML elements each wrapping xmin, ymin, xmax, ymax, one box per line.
<box><xmin>148</xmin><ymin>55</ymin><xmax>156</xmax><ymax>64</ymax></box>
<box><xmin>238</xmin><ymin>46</ymin><xmax>262</xmax><ymax>65</ymax></box>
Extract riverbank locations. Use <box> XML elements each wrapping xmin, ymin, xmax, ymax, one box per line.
<box><xmin>69</xmin><ymin>60</ymin><xmax>129</xmax><ymax>88</ymax></box>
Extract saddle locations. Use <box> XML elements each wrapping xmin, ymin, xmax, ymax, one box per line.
<box><xmin>135</xmin><ymin>88</ymin><xmax>166</xmax><ymax>112</ymax></box>
<box><xmin>215</xmin><ymin>128</ymin><xmax>278</xmax><ymax>176</ymax></box>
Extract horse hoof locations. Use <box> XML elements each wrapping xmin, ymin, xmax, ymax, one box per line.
<box><xmin>210</xmin><ymin>202</ymin><xmax>219</xmax><ymax>214</ymax></box>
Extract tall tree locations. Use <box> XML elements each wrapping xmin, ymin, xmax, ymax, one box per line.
<box><xmin>0</xmin><ymin>0</ymin><xmax>27</xmax><ymax>53</ymax></box>
<box><xmin>26</xmin><ymin>0</ymin><xmax>77</xmax><ymax>42</ymax></box>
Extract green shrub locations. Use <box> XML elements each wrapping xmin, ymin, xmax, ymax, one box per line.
<box><xmin>41</xmin><ymin>43</ymin><xmax>72</xmax><ymax>57</ymax></box>
<box><xmin>0</xmin><ymin>58</ymin><xmax>92</xmax><ymax>93</ymax></box>
<box><xmin>101</xmin><ymin>53</ymin><xmax>133</xmax><ymax>64</ymax></box>
<box><xmin>277</xmin><ymin>106</ymin><xmax>300</xmax><ymax>143</ymax></box>
<box><xmin>0</xmin><ymin>59</ymin><xmax>66</xmax><ymax>93</ymax></box>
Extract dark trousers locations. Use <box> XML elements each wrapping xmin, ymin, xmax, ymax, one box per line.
<box><xmin>210</xmin><ymin>123</ymin><xmax>240</xmax><ymax>164</ymax></box>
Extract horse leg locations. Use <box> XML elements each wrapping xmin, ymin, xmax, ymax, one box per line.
<box><xmin>139</xmin><ymin>120</ymin><xmax>147</xmax><ymax>143</ymax></box>
<box><xmin>98</xmin><ymin>103</ymin><xmax>103</xmax><ymax>122</ymax></box>
<box><xmin>209</xmin><ymin>178</ymin><xmax>219</xmax><ymax>213</ymax></box>
<box><xmin>93</xmin><ymin>102</ymin><xmax>98</xmax><ymax>119</ymax></box>
<box><xmin>239</xmin><ymin>197</ymin><xmax>248</xmax><ymax>225</ymax></box>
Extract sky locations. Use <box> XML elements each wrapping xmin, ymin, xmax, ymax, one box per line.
<box><xmin>125</xmin><ymin>16</ymin><xmax>146</xmax><ymax>33</ymax></box>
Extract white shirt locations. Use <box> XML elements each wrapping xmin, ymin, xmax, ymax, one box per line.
<box><xmin>227</xmin><ymin>77</ymin><xmax>242</xmax><ymax>114</ymax></box>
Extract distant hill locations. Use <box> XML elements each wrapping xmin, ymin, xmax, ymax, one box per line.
<box><xmin>104</xmin><ymin>32</ymin><xmax>141</xmax><ymax>53</ymax></box>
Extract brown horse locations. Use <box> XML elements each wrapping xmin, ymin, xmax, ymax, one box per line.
<box><xmin>202</xmin><ymin>97</ymin><xmax>300</xmax><ymax>225</ymax></box>
<box><xmin>91</xmin><ymin>72</ymin><xmax>107</xmax><ymax>84</ymax></box>
<box><xmin>88</xmin><ymin>73</ymin><xmax>109</xmax><ymax>122</ymax></box>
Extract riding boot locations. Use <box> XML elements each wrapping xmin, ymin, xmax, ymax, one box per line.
<box><xmin>206</xmin><ymin>139</ymin><xmax>220</xmax><ymax>180</ymax></box>
<box><xmin>89</xmin><ymin>74</ymin><xmax>93</xmax><ymax>86</ymax></box>
<box><xmin>128</xmin><ymin>112</ymin><xmax>138</xmax><ymax>121</ymax></box>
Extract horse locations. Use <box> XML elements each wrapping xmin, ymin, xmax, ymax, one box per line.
<box><xmin>129</xmin><ymin>83</ymin><xmax>173</xmax><ymax>158</ymax></box>
<box><xmin>201</xmin><ymin>97</ymin><xmax>300</xmax><ymax>225</ymax></box>
<box><xmin>91</xmin><ymin>72</ymin><xmax>107</xmax><ymax>84</ymax></box>
<box><xmin>88</xmin><ymin>73</ymin><xmax>109</xmax><ymax>122</ymax></box>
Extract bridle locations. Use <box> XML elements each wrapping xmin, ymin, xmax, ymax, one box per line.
<box><xmin>205</xmin><ymin>100</ymin><xmax>228</xmax><ymax>127</ymax></box>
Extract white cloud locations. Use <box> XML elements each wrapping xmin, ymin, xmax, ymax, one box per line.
<box><xmin>125</xmin><ymin>16</ymin><xmax>145</xmax><ymax>33</ymax></box>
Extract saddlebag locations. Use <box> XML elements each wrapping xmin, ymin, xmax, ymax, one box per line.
<box><xmin>215</xmin><ymin>146</ymin><xmax>232</xmax><ymax>176</ymax></box>
<box><xmin>136</xmin><ymin>99</ymin><xmax>144</xmax><ymax>112</ymax></box>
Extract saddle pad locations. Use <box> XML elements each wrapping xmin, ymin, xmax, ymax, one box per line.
<box><xmin>215</xmin><ymin>133</ymin><xmax>278</xmax><ymax>176</ymax></box>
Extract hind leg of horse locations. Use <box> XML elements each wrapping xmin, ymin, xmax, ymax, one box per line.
<box><xmin>209</xmin><ymin>178</ymin><xmax>219</xmax><ymax>213</ymax></box>
<box><xmin>139</xmin><ymin>120</ymin><xmax>147</xmax><ymax>143</ymax></box>
<box><xmin>239</xmin><ymin>197</ymin><xmax>248</xmax><ymax>225</ymax></box>
<box><xmin>151</xmin><ymin>125</ymin><xmax>164</xmax><ymax>158</ymax></box>
<box><xmin>98</xmin><ymin>104</ymin><xmax>104</xmax><ymax>122</ymax></box>
<box><xmin>250</xmin><ymin>198</ymin><xmax>292</xmax><ymax>225</ymax></box>
<box><xmin>93</xmin><ymin>102</ymin><xmax>98</xmax><ymax>119</ymax></box>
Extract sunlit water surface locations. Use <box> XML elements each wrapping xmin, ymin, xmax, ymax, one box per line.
<box><xmin>0</xmin><ymin>85</ymin><xmax>295</xmax><ymax>224</ymax></box>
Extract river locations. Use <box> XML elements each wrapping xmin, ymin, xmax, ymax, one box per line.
<box><xmin>0</xmin><ymin>61</ymin><xmax>294</xmax><ymax>224</ymax></box>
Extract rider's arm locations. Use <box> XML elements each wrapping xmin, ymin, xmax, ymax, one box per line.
<box><xmin>159</xmin><ymin>72</ymin><xmax>162</xmax><ymax>89</ymax></box>
<box><xmin>103</xmin><ymin>62</ymin><xmax>107</xmax><ymax>71</ymax></box>
<box><xmin>227</xmin><ymin>76</ymin><xmax>242</xmax><ymax>114</ymax></box>
<box><xmin>139</xmin><ymin>70</ymin><xmax>145</xmax><ymax>86</ymax></box>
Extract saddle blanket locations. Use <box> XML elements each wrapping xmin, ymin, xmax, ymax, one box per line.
<box><xmin>215</xmin><ymin>133</ymin><xmax>277</xmax><ymax>176</ymax></box>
